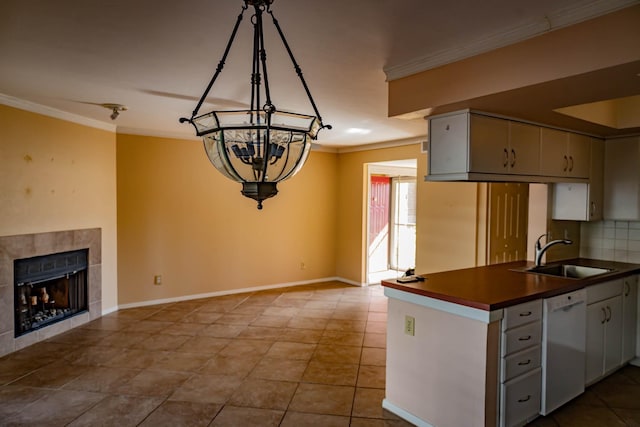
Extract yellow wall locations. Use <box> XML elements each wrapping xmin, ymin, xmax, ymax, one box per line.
<box><xmin>116</xmin><ymin>134</ymin><xmax>338</xmax><ymax>305</ymax></box>
<box><xmin>0</xmin><ymin>105</ymin><xmax>118</xmax><ymax>311</ymax></box>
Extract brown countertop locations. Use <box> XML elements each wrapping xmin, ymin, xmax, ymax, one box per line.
<box><xmin>381</xmin><ymin>258</ymin><xmax>640</xmax><ymax>311</ymax></box>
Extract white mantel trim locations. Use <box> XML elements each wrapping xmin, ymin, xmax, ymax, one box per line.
<box><xmin>384</xmin><ymin>0</ymin><xmax>638</xmax><ymax>81</ymax></box>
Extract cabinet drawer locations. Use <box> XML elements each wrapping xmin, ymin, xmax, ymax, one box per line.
<box><xmin>587</xmin><ymin>279</ymin><xmax>623</xmax><ymax>304</ymax></box>
<box><xmin>502</xmin><ymin>322</ymin><xmax>541</xmax><ymax>356</ymax></box>
<box><xmin>503</xmin><ymin>300</ymin><xmax>542</xmax><ymax>331</ymax></box>
<box><xmin>501</xmin><ymin>368</ymin><xmax>542</xmax><ymax>427</ymax></box>
<box><xmin>502</xmin><ymin>345</ymin><xmax>541</xmax><ymax>383</ymax></box>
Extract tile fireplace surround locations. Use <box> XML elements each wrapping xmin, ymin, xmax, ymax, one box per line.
<box><xmin>0</xmin><ymin>228</ymin><xmax>102</xmax><ymax>357</ymax></box>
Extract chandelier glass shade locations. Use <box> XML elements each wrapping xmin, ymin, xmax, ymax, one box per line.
<box><xmin>181</xmin><ymin>0</ymin><xmax>330</xmax><ymax>209</ymax></box>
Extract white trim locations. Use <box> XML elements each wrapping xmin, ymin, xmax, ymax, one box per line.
<box><xmin>101</xmin><ymin>306</ymin><xmax>119</xmax><ymax>316</ymax></box>
<box><xmin>116</xmin><ymin>277</ymin><xmax>364</xmax><ymax>310</ymax></box>
<box><xmin>384</xmin><ymin>0</ymin><xmax>638</xmax><ymax>81</ymax></box>
<box><xmin>383</xmin><ymin>286</ymin><xmax>503</xmax><ymax>323</ymax></box>
<box><xmin>0</xmin><ymin>93</ymin><xmax>116</xmax><ymax>132</ymax></box>
<box><xmin>382</xmin><ymin>399</ymin><xmax>433</xmax><ymax>427</ymax></box>
<box><xmin>117</xmin><ymin>127</ymin><xmax>199</xmax><ymax>141</ymax></box>
<box><xmin>336</xmin><ymin>136</ymin><xmax>425</xmax><ymax>154</ymax></box>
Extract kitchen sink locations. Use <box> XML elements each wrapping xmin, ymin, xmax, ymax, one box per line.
<box><xmin>525</xmin><ymin>264</ymin><xmax>613</xmax><ymax>279</ymax></box>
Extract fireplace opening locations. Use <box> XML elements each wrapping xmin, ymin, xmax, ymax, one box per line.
<box><xmin>14</xmin><ymin>249</ymin><xmax>88</xmax><ymax>337</ymax></box>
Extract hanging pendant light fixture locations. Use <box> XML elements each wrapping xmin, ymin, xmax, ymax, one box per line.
<box><xmin>180</xmin><ymin>0</ymin><xmax>331</xmax><ymax>209</ymax></box>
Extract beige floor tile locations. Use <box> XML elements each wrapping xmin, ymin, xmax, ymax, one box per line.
<box><xmin>179</xmin><ymin>311</ymin><xmax>224</xmax><ymax>324</ymax></box>
<box><xmin>365</xmin><ymin>321</ymin><xmax>387</xmax><ymax>334</ymax></box>
<box><xmin>551</xmin><ymin>403</ymin><xmax>627</xmax><ymax>426</ymax></box>
<box><xmin>115</xmin><ymin>369</ymin><xmax>191</xmax><ymax>397</ymax></box>
<box><xmin>63</xmin><ymin>366</ymin><xmax>140</xmax><ymax>393</ymax></box>
<box><xmin>304</xmin><ymin>300</ymin><xmax>339</xmax><ymax>310</ymax></box>
<box><xmin>149</xmin><ymin>351</ymin><xmax>212</xmax><ymax>372</ymax></box>
<box><xmin>105</xmin><ymin>348</ymin><xmax>169</xmax><ymax>369</ymax></box>
<box><xmin>363</xmin><ymin>332</ymin><xmax>387</xmax><ymax>348</ymax></box>
<box><xmin>228</xmin><ymin>378</ymin><xmax>298</xmax><ymax>410</ymax></box>
<box><xmin>66</xmin><ymin>394</ymin><xmax>164</xmax><ymax>426</ymax></box>
<box><xmin>326</xmin><ymin>319</ymin><xmax>367</xmax><ymax>332</ymax></box>
<box><xmin>145</xmin><ymin>309</ymin><xmax>188</xmax><ymax>322</ymax></box>
<box><xmin>215</xmin><ymin>313</ymin><xmax>259</xmax><ymax>325</ymax></box>
<box><xmin>232</xmin><ymin>304</ymin><xmax>269</xmax><ymax>316</ymax></box>
<box><xmin>612</xmin><ymin>407</ymin><xmax>640</xmax><ymax>426</ymax></box>
<box><xmin>262</xmin><ymin>306</ymin><xmax>301</xmax><ymax>317</ymax></box>
<box><xmin>198</xmin><ymin>323</ymin><xmax>246</xmax><ymax>338</ymax></box>
<box><xmin>250</xmin><ymin>357</ymin><xmax>308</xmax><ymax>382</ymax></box>
<box><xmin>321</xmin><ymin>330</ymin><xmax>365</xmax><ymax>347</ymax></box>
<box><xmin>10</xmin><ymin>359</ymin><xmax>89</xmax><ymax>388</ymax></box>
<box><xmin>237</xmin><ymin>326</ymin><xmax>283</xmax><ymax>340</ymax></box>
<box><xmin>64</xmin><ymin>345</ymin><xmax>124</xmax><ymax>367</ymax></box>
<box><xmin>139</xmin><ymin>400</ymin><xmax>221</xmax><ymax>427</ymax></box>
<box><xmin>591</xmin><ymin>381</ymin><xmax>640</xmax><ymax>409</ymax></box>
<box><xmin>177</xmin><ymin>335</ymin><xmax>230</xmax><ymax>354</ymax></box>
<box><xmin>159</xmin><ymin>322</ymin><xmax>208</xmax><ymax>336</ymax></box>
<box><xmin>287</xmin><ymin>316</ymin><xmax>329</xmax><ymax>330</ymax></box>
<box><xmin>218</xmin><ymin>339</ymin><xmax>273</xmax><ymax>358</ymax></box>
<box><xmin>123</xmin><ymin>320</ymin><xmax>175</xmax><ymax>333</ymax></box>
<box><xmin>266</xmin><ymin>341</ymin><xmax>316</xmax><ymax>360</ymax></box>
<box><xmin>313</xmin><ymin>344</ymin><xmax>362</xmax><ymax>364</ymax></box>
<box><xmin>279</xmin><ymin>328</ymin><xmax>324</xmax><ymax>343</ymax></box>
<box><xmin>280</xmin><ymin>411</ymin><xmax>350</xmax><ymax>427</ymax></box>
<box><xmin>0</xmin><ymin>385</ymin><xmax>49</xmax><ymax>418</ymax></box>
<box><xmin>303</xmin><ymin>360</ymin><xmax>359</xmax><ymax>386</ymax></box>
<box><xmin>250</xmin><ymin>314</ymin><xmax>293</xmax><ymax>327</ymax></box>
<box><xmin>357</xmin><ymin>365</ymin><xmax>386</xmax><ymax>389</ymax></box>
<box><xmin>201</xmin><ymin>353</ymin><xmax>262</xmax><ymax>377</ymax></box>
<box><xmin>134</xmin><ymin>333</ymin><xmax>192</xmax><ymax>351</ymax></box>
<box><xmin>361</xmin><ymin>347</ymin><xmax>386</xmax><ymax>366</ymax></box>
<box><xmin>169</xmin><ymin>373</ymin><xmax>244</xmax><ymax>404</ymax></box>
<box><xmin>79</xmin><ymin>316</ymin><xmax>134</xmax><ymax>331</ymax></box>
<box><xmin>98</xmin><ymin>331</ymin><xmax>153</xmax><ymax>348</ymax></box>
<box><xmin>210</xmin><ymin>405</ymin><xmax>284</xmax><ymax>427</ymax></box>
<box><xmin>288</xmin><ymin>383</ymin><xmax>355</xmax><ymax>416</ymax></box>
<box><xmin>352</xmin><ymin>387</ymin><xmax>386</xmax><ymax>418</ymax></box>
<box><xmin>3</xmin><ymin>389</ymin><xmax>106</xmax><ymax>425</ymax></box>
<box><xmin>47</xmin><ymin>328</ymin><xmax>113</xmax><ymax>346</ymax></box>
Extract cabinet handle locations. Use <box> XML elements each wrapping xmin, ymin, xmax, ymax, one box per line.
<box><xmin>503</xmin><ymin>148</ymin><xmax>509</xmax><ymax>168</ymax></box>
<box><xmin>601</xmin><ymin>307</ymin><xmax>606</xmax><ymax>324</ymax></box>
<box><xmin>519</xmin><ymin>311</ymin><xmax>532</xmax><ymax>317</ymax></box>
<box><xmin>625</xmin><ymin>281</ymin><xmax>630</xmax><ymax>297</ymax></box>
<box><xmin>518</xmin><ymin>335</ymin><xmax>532</xmax><ymax>341</ymax></box>
<box><xmin>590</xmin><ymin>202</ymin><xmax>596</xmax><ymax>217</ymax></box>
<box><xmin>563</xmin><ymin>155</ymin><xmax>568</xmax><ymax>172</ymax></box>
<box><xmin>518</xmin><ymin>395</ymin><xmax>531</xmax><ymax>403</ymax></box>
<box><xmin>510</xmin><ymin>149</ymin><xmax>516</xmax><ymax>168</ymax></box>
<box><xmin>606</xmin><ymin>306</ymin><xmax>612</xmax><ymax>322</ymax></box>
<box><xmin>569</xmin><ymin>156</ymin><xmax>574</xmax><ymax>172</ymax></box>
<box><xmin>517</xmin><ymin>359</ymin><xmax>531</xmax><ymax>366</ymax></box>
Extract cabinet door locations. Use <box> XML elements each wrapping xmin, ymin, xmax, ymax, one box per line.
<box><xmin>469</xmin><ymin>114</ymin><xmax>510</xmax><ymax>174</ymax></box>
<box><xmin>622</xmin><ymin>276</ymin><xmax>638</xmax><ymax>363</ymax></box>
<box><xmin>586</xmin><ymin>301</ymin><xmax>606</xmax><ymax>385</ymax></box>
<box><xmin>604</xmin><ymin>136</ymin><xmax>640</xmax><ymax>220</ymax></box>
<box><xmin>428</xmin><ymin>113</ymin><xmax>470</xmax><ymax>175</ymax></box>
<box><xmin>567</xmin><ymin>133</ymin><xmax>591</xmax><ymax>178</ymax></box>
<box><xmin>539</xmin><ymin>128</ymin><xmax>569</xmax><ymax>177</ymax></box>
<box><xmin>604</xmin><ymin>295</ymin><xmax>623</xmax><ymax>375</ymax></box>
<box><xmin>589</xmin><ymin>138</ymin><xmax>604</xmax><ymax>220</ymax></box>
<box><xmin>508</xmin><ymin>122</ymin><xmax>540</xmax><ymax>175</ymax></box>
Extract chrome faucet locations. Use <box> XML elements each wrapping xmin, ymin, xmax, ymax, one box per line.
<box><xmin>534</xmin><ymin>233</ymin><xmax>573</xmax><ymax>267</ymax></box>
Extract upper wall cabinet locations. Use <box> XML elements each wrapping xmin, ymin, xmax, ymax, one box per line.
<box><xmin>426</xmin><ymin>110</ymin><xmax>588</xmax><ymax>183</ymax></box>
<box><xmin>604</xmin><ymin>136</ymin><xmax>640</xmax><ymax>220</ymax></box>
<box><xmin>539</xmin><ymin>129</ymin><xmax>591</xmax><ymax>179</ymax></box>
<box><xmin>552</xmin><ymin>137</ymin><xmax>604</xmax><ymax>221</ymax></box>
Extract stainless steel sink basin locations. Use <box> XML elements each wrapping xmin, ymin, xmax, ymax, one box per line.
<box><xmin>526</xmin><ymin>264</ymin><xmax>613</xmax><ymax>279</ymax></box>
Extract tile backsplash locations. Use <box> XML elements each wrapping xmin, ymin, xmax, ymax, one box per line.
<box><xmin>580</xmin><ymin>221</ymin><xmax>640</xmax><ymax>263</ymax></box>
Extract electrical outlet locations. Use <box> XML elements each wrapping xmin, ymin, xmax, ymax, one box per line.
<box><xmin>404</xmin><ymin>315</ymin><xmax>415</xmax><ymax>336</ymax></box>
<box><xmin>154</xmin><ymin>275</ymin><xmax>162</xmax><ymax>285</ymax></box>
<box><xmin>300</xmin><ymin>262</ymin><xmax>306</xmax><ymax>270</ymax></box>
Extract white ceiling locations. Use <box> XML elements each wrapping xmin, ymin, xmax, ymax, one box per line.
<box><xmin>0</xmin><ymin>0</ymin><xmax>634</xmax><ymax>147</ymax></box>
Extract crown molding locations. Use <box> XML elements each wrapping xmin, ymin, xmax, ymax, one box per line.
<box><xmin>384</xmin><ymin>0</ymin><xmax>638</xmax><ymax>81</ymax></box>
<box><xmin>336</xmin><ymin>136</ymin><xmax>425</xmax><ymax>153</ymax></box>
<box><xmin>0</xmin><ymin>93</ymin><xmax>116</xmax><ymax>132</ymax></box>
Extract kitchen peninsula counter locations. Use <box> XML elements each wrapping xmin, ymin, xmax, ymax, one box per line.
<box><xmin>380</xmin><ymin>258</ymin><xmax>640</xmax><ymax>427</ymax></box>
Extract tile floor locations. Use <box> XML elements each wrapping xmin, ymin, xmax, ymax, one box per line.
<box><xmin>0</xmin><ymin>281</ymin><xmax>413</xmax><ymax>426</ymax></box>
<box><xmin>1</xmin><ymin>280</ymin><xmax>640</xmax><ymax>426</ymax></box>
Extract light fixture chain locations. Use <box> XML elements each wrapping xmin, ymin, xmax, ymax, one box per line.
<box><xmin>268</xmin><ymin>9</ymin><xmax>329</xmax><ymax>129</ymax></box>
<box><xmin>191</xmin><ymin>4</ymin><xmax>248</xmax><ymax>120</ymax></box>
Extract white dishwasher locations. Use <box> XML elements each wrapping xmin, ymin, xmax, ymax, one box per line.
<box><xmin>541</xmin><ymin>288</ymin><xmax>587</xmax><ymax>415</ymax></box>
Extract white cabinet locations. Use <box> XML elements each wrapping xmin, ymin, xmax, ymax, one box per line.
<box><xmin>552</xmin><ymin>137</ymin><xmax>604</xmax><ymax>221</ymax></box>
<box><xmin>540</xmin><ymin>129</ymin><xmax>591</xmax><ymax>179</ymax></box>
<box><xmin>622</xmin><ymin>275</ymin><xmax>638</xmax><ymax>363</ymax></box>
<box><xmin>585</xmin><ymin>280</ymin><xmax>623</xmax><ymax>385</ymax></box>
<box><xmin>500</xmin><ymin>300</ymin><xmax>542</xmax><ymax>427</ymax></box>
<box><xmin>604</xmin><ymin>136</ymin><xmax>640</xmax><ymax>220</ymax></box>
<box><xmin>428</xmin><ymin>111</ymin><xmax>540</xmax><ymax>178</ymax></box>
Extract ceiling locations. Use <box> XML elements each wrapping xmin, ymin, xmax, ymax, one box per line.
<box><xmin>0</xmin><ymin>0</ymin><xmax>637</xmax><ymax>148</ymax></box>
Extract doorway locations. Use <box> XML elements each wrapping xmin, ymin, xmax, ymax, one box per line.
<box><xmin>366</xmin><ymin>160</ymin><xmax>417</xmax><ymax>284</ymax></box>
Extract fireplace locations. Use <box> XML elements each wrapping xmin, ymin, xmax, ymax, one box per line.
<box><xmin>14</xmin><ymin>249</ymin><xmax>88</xmax><ymax>337</ymax></box>
<box><xmin>0</xmin><ymin>228</ymin><xmax>102</xmax><ymax>357</ymax></box>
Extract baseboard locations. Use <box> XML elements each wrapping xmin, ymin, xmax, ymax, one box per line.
<box><xmin>116</xmin><ymin>276</ymin><xmax>365</xmax><ymax>310</ymax></box>
<box><xmin>382</xmin><ymin>399</ymin><xmax>433</xmax><ymax>427</ymax></box>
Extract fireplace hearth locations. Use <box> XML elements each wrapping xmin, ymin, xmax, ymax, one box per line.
<box><xmin>14</xmin><ymin>249</ymin><xmax>88</xmax><ymax>337</ymax></box>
